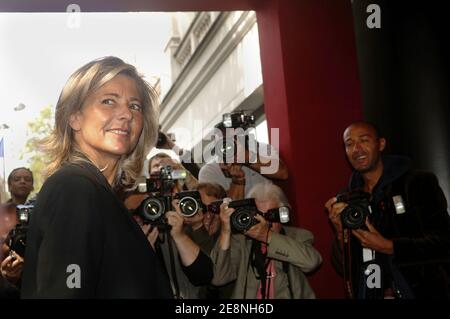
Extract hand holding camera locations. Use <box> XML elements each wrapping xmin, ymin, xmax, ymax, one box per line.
<box><xmin>326</xmin><ymin>191</ymin><xmax>393</xmax><ymax>254</ymax></box>
<box><xmin>219</xmin><ymin>200</ymin><xmax>235</xmax><ymax>234</ymax></box>
<box><xmin>243</xmin><ymin>214</ymin><xmax>272</xmax><ymax>243</ymax></box>
<box><xmin>352</xmin><ymin>219</ymin><xmax>394</xmax><ymax>254</ymax></box>
<box><xmin>217</xmin><ymin>198</ymin><xmax>289</xmax><ymax>234</ymax></box>
<box><xmin>167</xmin><ymin>199</ymin><xmax>186</xmax><ymax>240</ymax></box>
<box><xmin>325</xmin><ymin>197</ymin><xmax>346</xmax><ymax>240</ymax></box>
<box><xmin>0</xmin><ymin>249</ymin><xmax>24</xmax><ymax>285</ymax></box>
<box><xmin>156</xmin><ymin>129</ymin><xmax>176</xmax><ymax>150</ymax></box>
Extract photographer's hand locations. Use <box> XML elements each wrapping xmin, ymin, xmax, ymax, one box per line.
<box><xmin>0</xmin><ymin>250</ymin><xmax>24</xmax><ymax>285</ymax></box>
<box><xmin>228</xmin><ymin>164</ymin><xmax>245</xmax><ymax>179</ymax></box>
<box><xmin>245</xmin><ymin>214</ymin><xmax>272</xmax><ymax>244</ymax></box>
<box><xmin>325</xmin><ymin>197</ymin><xmax>346</xmax><ymax>241</ymax></box>
<box><xmin>167</xmin><ymin>199</ymin><xmax>201</xmax><ymax>267</ymax></box>
<box><xmin>225</xmin><ymin>164</ymin><xmax>245</xmax><ymax>200</ymax></box>
<box><xmin>218</xmin><ymin>201</ymin><xmax>234</xmax><ymax>250</ymax></box>
<box><xmin>167</xmin><ymin>200</ymin><xmax>185</xmax><ymax>240</ymax></box>
<box><xmin>352</xmin><ymin>219</ymin><xmax>394</xmax><ymax>255</ymax></box>
<box><xmin>158</xmin><ymin>131</ymin><xmax>176</xmax><ymax>150</ymax></box>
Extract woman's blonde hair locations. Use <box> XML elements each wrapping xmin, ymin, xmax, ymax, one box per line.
<box><xmin>42</xmin><ymin>56</ymin><xmax>158</xmax><ymax>188</ymax></box>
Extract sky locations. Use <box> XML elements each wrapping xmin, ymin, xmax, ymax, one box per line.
<box><xmin>0</xmin><ymin>12</ymin><xmax>173</xmax><ymax>180</ymax></box>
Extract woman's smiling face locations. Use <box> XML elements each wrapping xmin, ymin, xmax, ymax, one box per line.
<box><xmin>69</xmin><ymin>74</ymin><xmax>144</xmax><ymax>162</ymax></box>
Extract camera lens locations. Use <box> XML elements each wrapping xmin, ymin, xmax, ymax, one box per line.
<box><xmin>142</xmin><ymin>198</ymin><xmax>164</xmax><ymax>221</ymax></box>
<box><xmin>231</xmin><ymin>209</ymin><xmax>254</xmax><ymax>232</ymax></box>
<box><xmin>179</xmin><ymin>196</ymin><xmax>199</xmax><ymax>217</ymax></box>
<box><xmin>215</xmin><ymin>138</ymin><xmax>235</xmax><ymax>162</ymax></box>
<box><xmin>341</xmin><ymin>205</ymin><xmax>367</xmax><ymax>229</ymax></box>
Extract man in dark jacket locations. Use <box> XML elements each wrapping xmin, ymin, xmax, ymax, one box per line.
<box><xmin>325</xmin><ymin>121</ymin><xmax>450</xmax><ymax>299</ymax></box>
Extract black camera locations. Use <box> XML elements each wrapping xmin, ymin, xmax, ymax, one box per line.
<box><xmin>146</xmin><ymin>165</ymin><xmax>187</xmax><ymax>194</ymax></box>
<box><xmin>228</xmin><ymin>198</ymin><xmax>290</xmax><ymax>233</ymax></box>
<box><xmin>6</xmin><ymin>203</ymin><xmax>34</xmax><ymax>258</ymax></box>
<box><xmin>133</xmin><ymin>165</ymin><xmax>185</xmax><ymax>231</ymax></box>
<box><xmin>134</xmin><ymin>166</ymin><xmax>201</xmax><ymax>230</ymax></box>
<box><xmin>173</xmin><ymin>190</ymin><xmax>204</xmax><ymax>218</ymax></box>
<box><xmin>134</xmin><ymin>194</ymin><xmax>172</xmax><ymax>231</ymax></box>
<box><xmin>213</xmin><ymin>111</ymin><xmax>256</xmax><ymax>163</ymax></box>
<box><xmin>206</xmin><ymin>200</ymin><xmax>224</xmax><ymax>215</ymax></box>
<box><xmin>336</xmin><ymin>190</ymin><xmax>372</xmax><ymax>229</ymax></box>
<box><xmin>221</xmin><ymin>111</ymin><xmax>255</xmax><ymax>130</ymax></box>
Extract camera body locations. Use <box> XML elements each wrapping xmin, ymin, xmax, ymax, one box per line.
<box><xmin>133</xmin><ymin>166</ymin><xmax>203</xmax><ymax>230</ymax></box>
<box><xmin>336</xmin><ymin>190</ymin><xmax>372</xmax><ymax>229</ymax></box>
<box><xmin>135</xmin><ymin>194</ymin><xmax>172</xmax><ymax>231</ymax></box>
<box><xmin>228</xmin><ymin>198</ymin><xmax>259</xmax><ymax>233</ymax></box>
<box><xmin>6</xmin><ymin>203</ymin><xmax>34</xmax><ymax>258</ymax></box>
<box><xmin>206</xmin><ymin>200</ymin><xmax>224</xmax><ymax>215</ymax></box>
<box><xmin>214</xmin><ymin>111</ymin><xmax>256</xmax><ymax>162</ymax></box>
<box><xmin>146</xmin><ymin>165</ymin><xmax>186</xmax><ymax>194</ymax></box>
<box><xmin>221</xmin><ymin>112</ymin><xmax>255</xmax><ymax>130</ymax></box>
<box><xmin>227</xmin><ymin>198</ymin><xmax>290</xmax><ymax>233</ymax></box>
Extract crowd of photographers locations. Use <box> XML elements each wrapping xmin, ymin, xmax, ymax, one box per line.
<box><xmin>1</xmin><ymin>109</ymin><xmax>449</xmax><ymax>299</ymax></box>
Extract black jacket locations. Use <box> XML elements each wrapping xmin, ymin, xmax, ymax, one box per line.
<box><xmin>333</xmin><ymin>156</ymin><xmax>450</xmax><ymax>298</ymax></box>
<box><xmin>21</xmin><ymin>162</ymin><xmax>173</xmax><ymax>298</ymax></box>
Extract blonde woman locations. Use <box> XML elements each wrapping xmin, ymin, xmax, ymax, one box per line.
<box><xmin>21</xmin><ymin>57</ymin><xmax>172</xmax><ymax>298</ymax></box>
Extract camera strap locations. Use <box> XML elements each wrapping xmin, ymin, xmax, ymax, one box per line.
<box><xmin>167</xmin><ymin>235</ymin><xmax>182</xmax><ymax>299</ymax></box>
<box><xmin>342</xmin><ymin>228</ymin><xmax>355</xmax><ymax>298</ymax></box>
<box><xmin>250</xmin><ymin>240</ymin><xmax>269</xmax><ymax>298</ymax></box>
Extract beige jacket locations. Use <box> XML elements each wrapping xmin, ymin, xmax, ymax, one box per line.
<box><xmin>211</xmin><ymin>226</ymin><xmax>322</xmax><ymax>299</ymax></box>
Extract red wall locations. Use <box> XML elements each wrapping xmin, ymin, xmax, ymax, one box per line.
<box><xmin>255</xmin><ymin>0</ymin><xmax>363</xmax><ymax>298</ymax></box>
<box><xmin>0</xmin><ymin>0</ymin><xmax>363</xmax><ymax>298</ymax></box>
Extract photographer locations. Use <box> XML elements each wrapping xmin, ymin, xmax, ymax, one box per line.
<box><xmin>3</xmin><ymin>167</ymin><xmax>34</xmax><ymax>206</ymax></box>
<box><xmin>149</xmin><ymin>152</ymin><xmax>198</xmax><ymax>191</ymax></box>
<box><xmin>156</xmin><ymin>130</ymin><xmax>200</xmax><ymax>179</ymax></box>
<box><xmin>325</xmin><ymin>121</ymin><xmax>450</xmax><ymax>299</ymax></box>
<box><xmin>193</xmin><ymin>182</ymin><xmax>235</xmax><ymax>299</ymax></box>
<box><xmin>124</xmin><ymin>163</ymin><xmax>213</xmax><ymax>299</ymax></box>
<box><xmin>199</xmin><ymin>112</ymin><xmax>288</xmax><ymax>200</ymax></box>
<box><xmin>0</xmin><ymin>167</ymin><xmax>34</xmax><ymax>298</ymax></box>
<box><xmin>211</xmin><ymin>183</ymin><xmax>322</xmax><ymax>298</ymax></box>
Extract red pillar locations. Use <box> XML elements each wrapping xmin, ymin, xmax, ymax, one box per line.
<box><xmin>256</xmin><ymin>0</ymin><xmax>363</xmax><ymax>298</ymax></box>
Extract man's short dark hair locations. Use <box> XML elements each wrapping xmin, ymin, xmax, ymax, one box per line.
<box><xmin>7</xmin><ymin>167</ymin><xmax>34</xmax><ymax>186</ymax></box>
<box><xmin>349</xmin><ymin>121</ymin><xmax>384</xmax><ymax>139</ymax></box>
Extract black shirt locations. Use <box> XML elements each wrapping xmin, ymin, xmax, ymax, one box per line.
<box><xmin>21</xmin><ymin>161</ymin><xmax>173</xmax><ymax>298</ymax></box>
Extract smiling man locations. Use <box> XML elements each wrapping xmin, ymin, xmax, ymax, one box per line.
<box><xmin>325</xmin><ymin>121</ymin><xmax>450</xmax><ymax>299</ymax></box>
